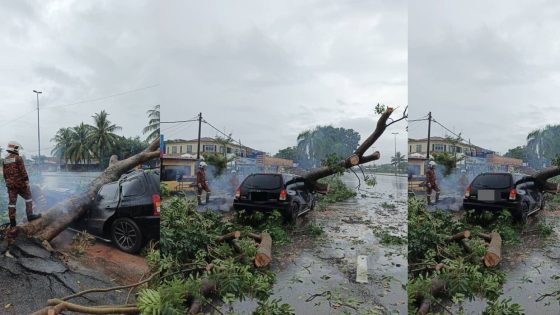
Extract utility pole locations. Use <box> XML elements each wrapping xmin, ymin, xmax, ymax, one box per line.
<box><xmin>33</xmin><ymin>90</ymin><xmax>42</xmax><ymax>173</ymax></box>
<box><xmin>392</xmin><ymin>132</ymin><xmax>399</xmax><ymax>176</ymax></box>
<box><xmin>196</xmin><ymin>112</ymin><xmax>202</xmax><ymax>162</ymax></box>
<box><xmin>426</xmin><ymin>111</ymin><xmax>432</xmax><ymax>160</ymax></box>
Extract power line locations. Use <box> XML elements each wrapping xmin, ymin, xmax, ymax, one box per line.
<box><xmin>431</xmin><ymin>119</ymin><xmax>462</xmax><ymax>139</ymax></box>
<box><xmin>202</xmin><ymin>119</ymin><xmax>244</xmax><ymax>147</ymax></box>
<box><xmin>45</xmin><ymin>84</ymin><xmax>158</xmax><ymax>109</ymax></box>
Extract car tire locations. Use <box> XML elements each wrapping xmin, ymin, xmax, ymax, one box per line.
<box><xmin>285</xmin><ymin>202</ymin><xmax>299</xmax><ymax>223</ymax></box>
<box><xmin>111</xmin><ymin>217</ymin><xmax>144</xmax><ymax>254</ymax></box>
<box><xmin>518</xmin><ymin>202</ymin><xmax>530</xmax><ymax>223</ymax></box>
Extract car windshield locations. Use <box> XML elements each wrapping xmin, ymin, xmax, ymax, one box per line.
<box><xmin>472</xmin><ymin>174</ymin><xmax>512</xmax><ymax>189</ymax></box>
<box><xmin>243</xmin><ymin>174</ymin><xmax>282</xmax><ymax>190</ymax></box>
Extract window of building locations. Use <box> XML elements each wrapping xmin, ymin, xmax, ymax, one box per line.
<box><xmin>227</xmin><ymin>147</ymin><xmax>232</xmax><ymax>154</ymax></box>
<box><xmin>203</xmin><ymin>144</ymin><xmax>215</xmax><ymax>152</ymax></box>
<box><xmin>172</xmin><ymin>146</ymin><xmax>178</xmax><ymax>154</ymax></box>
<box><xmin>180</xmin><ymin>146</ymin><xmax>183</xmax><ymax>154</ymax></box>
<box><xmin>416</xmin><ymin>144</ymin><xmax>422</xmax><ymax>152</ymax></box>
<box><xmin>219</xmin><ymin>146</ymin><xmax>226</xmax><ymax>154</ymax></box>
<box><xmin>187</xmin><ymin>145</ymin><xmax>193</xmax><ymax>153</ymax></box>
<box><xmin>433</xmin><ymin>144</ymin><xmax>444</xmax><ymax>152</ymax></box>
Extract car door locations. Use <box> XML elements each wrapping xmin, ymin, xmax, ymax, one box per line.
<box><xmin>87</xmin><ymin>182</ymin><xmax>119</xmax><ymax>236</ymax></box>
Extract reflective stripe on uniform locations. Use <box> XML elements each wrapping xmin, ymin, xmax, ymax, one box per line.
<box><xmin>25</xmin><ymin>199</ymin><xmax>33</xmax><ymax>203</ymax></box>
<box><xmin>8</xmin><ymin>205</ymin><xmax>16</xmax><ymax>208</ymax></box>
<box><xmin>3</xmin><ymin>158</ymin><xmax>16</xmax><ymax>164</ymax></box>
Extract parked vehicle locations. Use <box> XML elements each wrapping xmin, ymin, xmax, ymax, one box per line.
<box><xmin>233</xmin><ymin>173</ymin><xmax>315</xmax><ymax>222</ymax></box>
<box><xmin>75</xmin><ymin>169</ymin><xmax>160</xmax><ymax>253</ymax></box>
<box><xmin>462</xmin><ymin>172</ymin><xmax>544</xmax><ymax>221</ymax></box>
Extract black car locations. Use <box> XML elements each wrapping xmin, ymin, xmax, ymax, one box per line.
<box><xmin>75</xmin><ymin>169</ymin><xmax>160</xmax><ymax>253</ymax></box>
<box><xmin>462</xmin><ymin>172</ymin><xmax>544</xmax><ymax>221</ymax></box>
<box><xmin>233</xmin><ymin>173</ymin><xmax>315</xmax><ymax>222</ymax></box>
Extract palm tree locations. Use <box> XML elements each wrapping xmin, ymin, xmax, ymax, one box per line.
<box><xmin>51</xmin><ymin>127</ymin><xmax>74</xmax><ymax>167</ymax></box>
<box><xmin>88</xmin><ymin>110</ymin><xmax>122</xmax><ymax>160</ymax></box>
<box><xmin>142</xmin><ymin>104</ymin><xmax>160</xmax><ymax>142</ymax></box>
<box><xmin>67</xmin><ymin>123</ymin><xmax>94</xmax><ymax>165</ymax></box>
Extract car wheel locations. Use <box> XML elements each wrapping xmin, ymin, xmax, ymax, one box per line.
<box><xmin>111</xmin><ymin>217</ymin><xmax>144</xmax><ymax>254</ymax></box>
<box><xmin>518</xmin><ymin>202</ymin><xmax>530</xmax><ymax>223</ymax></box>
<box><xmin>285</xmin><ymin>202</ymin><xmax>299</xmax><ymax>223</ymax></box>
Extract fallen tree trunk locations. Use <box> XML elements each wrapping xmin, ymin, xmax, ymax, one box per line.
<box><xmin>446</xmin><ymin>230</ymin><xmax>471</xmax><ymax>242</ymax></box>
<box><xmin>215</xmin><ymin>231</ymin><xmax>241</xmax><ymax>242</ymax></box>
<box><xmin>254</xmin><ymin>232</ymin><xmax>272</xmax><ymax>267</ymax></box>
<box><xmin>20</xmin><ymin>139</ymin><xmax>160</xmax><ymax>241</ymax></box>
<box><xmin>483</xmin><ymin>232</ymin><xmax>502</xmax><ymax>267</ymax></box>
<box><xmin>531</xmin><ymin>166</ymin><xmax>560</xmax><ymax>193</ymax></box>
<box><xmin>302</xmin><ymin>107</ymin><xmax>406</xmax><ymax>184</ymax></box>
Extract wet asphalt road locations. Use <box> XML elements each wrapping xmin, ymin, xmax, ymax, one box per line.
<box><xmin>224</xmin><ymin>173</ymin><xmax>408</xmax><ymax>315</ymax></box>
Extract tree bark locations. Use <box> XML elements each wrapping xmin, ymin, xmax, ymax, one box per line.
<box><xmin>302</xmin><ymin>108</ymin><xmax>396</xmax><ymax>183</ymax></box>
<box><xmin>254</xmin><ymin>232</ymin><xmax>272</xmax><ymax>267</ymax></box>
<box><xmin>446</xmin><ymin>230</ymin><xmax>471</xmax><ymax>242</ymax></box>
<box><xmin>483</xmin><ymin>232</ymin><xmax>502</xmax><ymax>267</ymax></box>
<box><xmin>20</xmin><ymin>139</ymin><xmax>160</xmax><ymax>241</ymax></box>
<box><xmin>531</xmin><ymin>166</ymin><xmax>560</xmax><ymax>193</ymax></box>
<box><xmin>215</xmin><ymin>231</ymin><xmax>241</xmax><ymax>242</ymax></box>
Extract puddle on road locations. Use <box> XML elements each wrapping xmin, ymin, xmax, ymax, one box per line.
<box><xmin>226</xmin><ymin>174</ymin><xmax>408</xmax><ymax>314</ymax></box>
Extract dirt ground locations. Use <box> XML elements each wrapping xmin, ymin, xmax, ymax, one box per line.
<box><xmin>51</xmin><ymin>229</ymin><xmax>149</xmax><ymax>285</ymax></box>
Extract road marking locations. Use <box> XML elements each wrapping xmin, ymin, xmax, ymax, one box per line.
<box><xmin>356</xmin><ymin>255</ymin><xmax>368</xmax><ymax>283</ymax></box>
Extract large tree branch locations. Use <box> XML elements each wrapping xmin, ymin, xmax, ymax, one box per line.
<box><xmin>20</xmin><ymin>139</ymin><xmax>160</xmax><ymax>241</ymax></box>
<box><xmin>303</xmin><ymin>106</ymin><xmax>404</xmax><ymax>183</ymax></box>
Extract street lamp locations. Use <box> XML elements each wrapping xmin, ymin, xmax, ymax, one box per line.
<box><xmin>33</xmin><ymin>90</ymin><xmax>42</xmax><ymax>172</ymax></box>
<box><xmin>392</xmin><ymin>132</ymin><xmax>399</xmax><ymax>175</ymax></box>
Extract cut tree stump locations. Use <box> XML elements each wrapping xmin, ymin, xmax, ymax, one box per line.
<box><xmin>254</xmin><ymin>232</ymin><xmax>272</xmax><ymax>267</ymax></box>
<box><xmin>446</xmin><ymin>230</ymin><xmax>471</xmax><ymax>242</ymax></box>
<box><xmin>483</xmin><ymin>232</ymin><xmax>502</xmax><ymax>267</ymax></box>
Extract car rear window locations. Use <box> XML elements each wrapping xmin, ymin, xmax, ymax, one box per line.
<box><xmin>122</xmin><ymin>176</ymin><xmax>146</xmax><ymax>196</ymax></box>
<box><xmin>242</xmin><ymin>174</ymin><xmax>283</xmax><ymax>190</ymax></box>
<box><xmin>472</xmin><ymin>174</ymin><xmax>512</xmax><ymax>189</ymax></box>
<box><xmin>98</xmin><ymin>182</ymin><xmax>119</xmax><ymax>202</ymax></box>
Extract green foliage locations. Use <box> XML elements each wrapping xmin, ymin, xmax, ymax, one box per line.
<box><xmin>537</xmin><ymin>223</ymin><xmax>554</xmax><ymax>237</ymax></box>
<box><xmin>274</xmin><ymin>146</ymin><xmax>297</xmax><ymax>161</ymax></box>
<box><xmin>321</xmin><ymin>153</ymin><xmax>346</xmax><ymax>175</ymax></box>
<box><xmin>138</xmin><ymin>288</ymin><xmax>162</xmax><ymax>315</ymax></box>
<box><xmin>154</xmin><ymin>197</ymin><xmax>297</xmax><ymax>313</ymax></box>
<box><xmin>433</xmin><ymin>152</ymin><xmax>463</xmax><ymax>176</ymax></box>
<box><xmin>374</xmin><ymin>229</ymin><xmax>407</xmax><ymax>246</ymax></box>
<box><xmin>504</xmin><ymin>146</ymin><xmax>528</xmax><ymax>161</ymax></box>
<box><xmin>374</xmin><ymin>103</ymin><xmax>386</xmax><ymax>114</ymax></box>
<box><xmin>380</xmin><ymin>202</ymin><xmax>396</xmax><ymax>209</ymax></box>
<box><xmin>160</xmin><ymin>182</ymin><xmax>171</xmax><ymax>197</ymax></box>
<box><xmin>142</xmin><ymin>104</ymin><xmax>160</xmax><ymax>143</ymax></box>
<box><xmin>316</xmin><ymin>176</ymin><xmax>356</xmax><ymax>208</ymax></box>
<box><xmin>203</xmin><ymin>153</ymin><xmax>233</xmax><ymax>177</ymax></box>
<box><xmin>526</xmin><ymin>125</ymin><xmax>560</xmax><ymax>169</ymax></box>
<box><xmin>254</xmin><ymin>298</ymin><xmax>295</xmax><ymax>315</ymax></box>
<box><xmin>407</xmin><ymin>197</ymin><xmax>523</xmax><ymax>313</ymax></box>
<box><xmin>482</xmin><ymin>298</ymin><xmax>524</xmax><ymax>315</ymax></box>
<box><xmin>306</xmin><ymin>223</ymin><xmax>324</xmax><ymax>238</ymax></box>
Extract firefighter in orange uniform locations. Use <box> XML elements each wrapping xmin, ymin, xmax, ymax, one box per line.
<box><xmin>2</xmin><ymin>141</ymin><xmax>41</xmax><ymax>228</ymax></box>
<box><xmin>196</xmin><ymin>161</ymin><xmax>211</xmax><ymax>205</ymax></box>
<box><xmin>426</xmin><ymin>160</ymin><xmax>440</xmax><ymax>205</ymax></box>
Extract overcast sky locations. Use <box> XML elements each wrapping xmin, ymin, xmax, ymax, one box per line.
<box><xmin>0</xmin><ymin>0</ymin><xmax>158</xmax><ymax>158</ymax></box>
<box><xmin>160</xmin><ymin>0</ymin><xmax>407</xmax><ymax>164</ymax></box>
<box><xmin>409</xmin><ymin>0</ymin><xmax>560</xmax><ymax>154</ymax></box>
